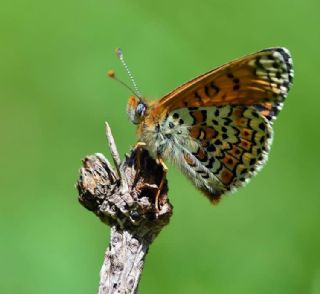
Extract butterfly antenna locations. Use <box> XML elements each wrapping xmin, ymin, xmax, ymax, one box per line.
<box><xmin>115</xmin><ymin>48</ymin><xmax>142</xmax><ymax>99</ymax></box>
<box><xmin>107</xmin><ymin>70</ymin><xmax>139</xmax><ymax>97</ymax></box>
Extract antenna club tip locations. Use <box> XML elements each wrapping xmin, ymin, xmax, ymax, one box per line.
<box><xmin>115</xmin><ymin>48</ymin><xmax>123</xmax><ymax>58</ymax></box>
<box><xmin>107</xmin><ymin>69</ymin><xmax>115</xmax><ymax>78</ymax></box>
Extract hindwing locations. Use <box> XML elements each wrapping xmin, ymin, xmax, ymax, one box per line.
<box><xmin>162</xmin><ymin>105</ymin><xmax>272</xmax><ymax>202</ymax></box>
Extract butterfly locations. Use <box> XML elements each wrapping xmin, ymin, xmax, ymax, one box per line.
<box><xmin>118</xmin><ymin>47</ymin><xmax>293</xmax><ymax>204</ymax></box>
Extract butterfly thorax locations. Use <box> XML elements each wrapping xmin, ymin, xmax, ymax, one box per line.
<box><xmin>127</xmin><ymin>96</ymin><xmax>174</xmax><ymax>158</ymax></box>
<box><xmin>138</xmin><ymin>105</ymin><xmax>192</xmax><ymax>159</ymax></box>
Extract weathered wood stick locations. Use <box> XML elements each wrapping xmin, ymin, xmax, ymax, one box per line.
<box><xmin>77</xmin><ymin>123</ymin><xmax>173</xmax><ymax>293</ymax></box>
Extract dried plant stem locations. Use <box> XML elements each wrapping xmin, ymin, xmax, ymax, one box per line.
<box><xmin>77</xmin><ymin>123</ymin><xmax>172</xmax><ymax>294</ymax></box>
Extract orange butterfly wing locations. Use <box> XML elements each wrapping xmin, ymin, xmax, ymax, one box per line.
<box><xmin>150</xmin><ymin>47</ymin><xmax>293</xmax><ymax>121</ymax></box>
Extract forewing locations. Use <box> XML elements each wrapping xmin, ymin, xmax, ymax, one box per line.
<box><xmin>154</xmin><ymin>47</ymin><xmax>293</xmax><ymax>122</ymax></box>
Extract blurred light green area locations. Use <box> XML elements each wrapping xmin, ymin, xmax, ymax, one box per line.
<box><xmin>1</xmin><ymin>0</ymin><xmax>320</xmax><ymax>293</ymax></box>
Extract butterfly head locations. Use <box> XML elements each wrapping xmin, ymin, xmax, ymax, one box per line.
<box><xmin>127</xmin><ymin>96</ymin><xmax>147</xmax><ymax>124</ymax></box>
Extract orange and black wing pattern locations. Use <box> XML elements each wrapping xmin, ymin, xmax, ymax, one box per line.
<box><xmin>152</xmin><ymin>47</ymin><xmax>293</xmax><ymax>122</ymax></box>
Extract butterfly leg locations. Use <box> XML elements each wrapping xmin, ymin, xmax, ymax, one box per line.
<box><xmin>135</xmin><ymin>142</ymin><xmax>147</xmax><ymax>148</ymax></box>
<box><xmin>133</xmin><ymin>143</ymin><xmax>167</xmax><ymax>211</ymax></box>
<box><xmin>134</xmin><ymin>141</ymin><xmax>146</xmax><ymax>170</ymax></box>
<box><xmin>155</xmin><ymin>157</ymin><xmax>168</xmax><ymax>211</ymax></box>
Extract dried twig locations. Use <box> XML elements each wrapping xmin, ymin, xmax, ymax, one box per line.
<box><xmin>77</xmin><ymin>123</ymin><xmax>173</xmax><ymax>294</ymax></box>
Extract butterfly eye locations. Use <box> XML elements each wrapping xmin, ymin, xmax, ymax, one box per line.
<box><xmin>127</xmin><ymin>100</ymin><xmax>147</xmax><ymax>124</ymax></box>
<box><xmin>136</xmin><ymin>103</ymin><xmax>146</xmax><ymax>117</ymax></box>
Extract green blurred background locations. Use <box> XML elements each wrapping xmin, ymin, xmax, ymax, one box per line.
<box><xmin>1</xmin><ymin>0</ymin><xmax>320</xmax><ymax>293</ymax></box>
